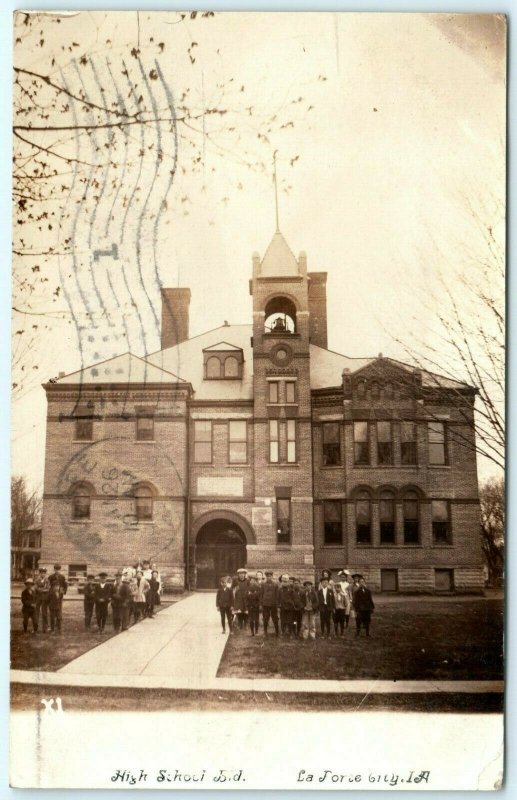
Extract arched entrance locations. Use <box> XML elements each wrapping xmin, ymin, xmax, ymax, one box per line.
<box><xmin>195</xmin><ymin>519</ymin><xmax>247</xmax><ymax>589</ymax></box>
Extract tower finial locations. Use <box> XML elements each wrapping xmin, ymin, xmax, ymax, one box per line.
<box><xmin>273</xmin><ymin>150</ymin><xmax>280</xmax><ymax>232</ymax></box>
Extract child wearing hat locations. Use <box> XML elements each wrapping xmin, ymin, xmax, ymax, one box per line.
<box><xmin>48</xmin><ymin>564</ymin><xmax>67</xmax><ymax>633</ymax></box>
<box><xmin>352</xmin><ymin>575</ymin><xmax>375</xmax><ymax>637</ymax></box>
<box><xmin>246</xmin><ymin>575</ymin><xmax>261</xmax><ymax>636</ymax></box>
<box><xmin>83</xmin><ymin>574</ymin><xmax>97</xmax><ymax>630</ymax></box>
<box><xmin>233</xmin><ymin>568</ymin><xmax>249</xmax><ymax>630</ymax></box>
<box><xmin>94</xmin><ymin>572</ymin><xmax>112</xmax><ymax>632</ymax></box>
<box><xmin>34</xmin><ymin>566</ymin><xmax>50</xmax><ymax>633</ymax></box>
<box><xmin>21</xmin><ymin>578</ymin><xmax>38</xmax><ymax>634</ymax></box>
<box><xmin>216</xmin><ymin>576</ymin><xmax>234</xmax><ymax>633</ymax></box>
<box><xmin>278</xmin><ymin>574</ymin><xmax>295</xmax><ymax>637</ymax></box>
<box><xmin>260</xmin><ymin>570</ymin><xmax>280</xmax><ymax>636</ymax></box>
<box><xmin>301</xmin><ymin>579</ymin><xmax>319</xmax><ymax>640</ymax></box>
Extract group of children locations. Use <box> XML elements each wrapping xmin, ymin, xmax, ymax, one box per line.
<box><xmin>216</xmin><ymin>568</ymin><xmax>375</xmax><ymax>639</ymax></box>
<box><xmin>20</xmin><ymin>560</ymin><xmax>162</xmax><ymax>635</ymax></box>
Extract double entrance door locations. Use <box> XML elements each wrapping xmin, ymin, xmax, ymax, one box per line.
<box><xmin>195</xmin><ymin>521</ymin><xmax>247</xmax><ymax>589</ymax></box>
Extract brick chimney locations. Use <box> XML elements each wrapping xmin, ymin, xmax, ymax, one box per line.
<box><xmin>308</xmin><ymin>272</ymin><xmax>328</xmax><ymax>349</ymax></box>
<box><xmin>161</xmin><ymin>288</ymin><xmax>191</xmax><ymax>350</ymax></box>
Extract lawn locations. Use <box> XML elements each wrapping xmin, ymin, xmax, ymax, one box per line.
<box><xmin>10</xmin><ymin>597</ymin><xmax>177</xmax><ymax>672</ymax></box>
<box><xmin>217</xmin><ymin>598</ymin><xmax>504</xmax><ymax>682</ymax></box>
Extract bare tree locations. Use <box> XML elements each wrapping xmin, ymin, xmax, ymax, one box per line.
<box><xmin>11</xmin><ymin>475</ymin><xmax>42</xmax><ymax>578</ymax></box>
<box><xmin>479</xmin><ymin>476</ymin><xmax>504</xmax><ymax>584</ymax></box>
<box><xmin>390</xmin><ymin>186</ymin><xmax>504</xmax><ymax>472</ymax></box>
<box><xmin>13</xmin><ymin>11</ymin><xmax>319</xmax><ymax>395</ymax></box>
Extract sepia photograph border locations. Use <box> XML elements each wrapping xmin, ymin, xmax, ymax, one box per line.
<box><xmin>3</xmin><ymin>0</ymin><xmax>515</xmax><ymax>796</ymax></box>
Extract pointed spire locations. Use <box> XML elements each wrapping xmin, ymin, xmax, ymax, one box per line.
<box><xmin>273</xmin><ymin>150</ymin><xmax>280</xmax><ymax>232</ymax></box>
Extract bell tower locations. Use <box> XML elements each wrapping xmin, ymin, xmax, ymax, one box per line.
<box><xmin>249</xmin><ymin>224</ymin><xmax>315</xmax><ymax>578</ymax></box>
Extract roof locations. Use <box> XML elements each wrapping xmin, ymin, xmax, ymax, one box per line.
<box><xmin>50</xmin><ymin>328</ymin><xmax>471</xmax><ymax>399</ymax></box>
<box><xmin>260</xmin><ymin>231</ymin><xmax>300</xmax><ymax>277</ymax></box>
<box><xmin>49</xmin><ymin>352</ymin><xmax>185</xmax><ymax>385</ymax></box>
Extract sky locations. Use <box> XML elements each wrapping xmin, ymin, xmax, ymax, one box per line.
<box><xmin>11</xmin><ymin>11</ymin><xmax>506</xmax><ymax>491</ymax></box>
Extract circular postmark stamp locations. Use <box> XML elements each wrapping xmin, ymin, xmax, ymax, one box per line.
<box><xmin>56</xmin><ymin>436</ymin><xmax>185</xmax><ymax>566</ymax></box>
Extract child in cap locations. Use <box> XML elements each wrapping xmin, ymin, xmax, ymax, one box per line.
<box><xmin>301</xmin><ymin>579</ymin><xmax>319</xmax><ymax>640</ymax></box>
<box><xmin>21</xmin><ymin>578</ymin><xmax>38</xmax><ymax>634</ymax></box>
<box><xmin>216</xmin><ymin>576</ymin><xmax>234</xmax><ymax>633</ymax></box>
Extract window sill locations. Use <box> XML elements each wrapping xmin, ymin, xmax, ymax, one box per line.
<box><xmin>268</xmin><ymin>463</ymin><xmax>301</xmax><ymax>467</ymax></box>
<box><xmin>432</xmin><ymin>543</ymin><xmax>454</xmax><ymax>548</ymax></box>
<box><xmin>134</xmin><ymin>440</ymin><xmax>156</xmax><ymax>444</ymax></box>
<box><xmin>428</xmin><ymin>464</ymin><xmax>451</xmax><ymax>469</ymax></box>
<box><xmin>227</xmin><ymin>462</ymin><xmax>249</xmax><ymax>468</ymax></box>
<box><xmin>320</xmin><ymin>465</ymin><xmax>342</xmax><ymax>470</ymax></box>
<box><xmin>322</xmin><ymin>543</ymin><xmax>344</xmax><ymax>548</ymax></box>
<box><xmin>70</xmin><ymin>520</ymin><xmax>92</xmax><ymax>524</ymax></box>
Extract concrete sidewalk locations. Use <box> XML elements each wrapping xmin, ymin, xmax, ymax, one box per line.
<box><xmin>58</xmin><ymin>592</ymin><xmax>226</xmax><ymax>680</ymax></box>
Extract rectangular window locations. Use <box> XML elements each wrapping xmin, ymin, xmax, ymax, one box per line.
<box><xmin>286</xmin><ymin>419</ymin><xmax>297</xmax><ymax>463</ymax></box>
<box><xmin>428</xmin><ymin>421</ymin><xmax>446</xmax><ymax>465</ymax></box>
<box><xmin>276</xmin><ymin>498</ymin><xmax>291</xmax><ymax>544</ymax></box>
<box><xmin>194</xmin><ymin>420</ymin><xmax>212</xmax><ymax>463</ymax></box>
<box><xmin>75</xmin><ymin>417</ymin><xmax>93</xmax><ymax>441</ymax></box>
<box><xmin>381</xmin><ymin>568</ymin><xmax>398</xmax><ymax>592</ymax></box>
<box><xmin>136</xmin><ymin>414</ymin><xmax>154</xmax><ymax>441</ymax></box>
<box><xmin>435</xmin><ymin>568</ymin><xmax>454</xmax><ymax>592</ymax></box>
<box><xmin>403</xmin><ymin>497</ymin><xmax>419</xmax><ymax>544</ymax></box>
<box><xmin>285</xmin><ymin>381</ymin><xmax>296</xmax><ymax>404</ymax></box>
<box><xmin>356</xmin><ymin>496</ymin><xmax>371</xmax><ymax>544</ymax></box>
<box><xmin>401</xmin><ymin>421</ymin><xmax>417</xmax><ymax>465</ymax></box>
<box><xmin>379</xmin><ymin>497</ymin><xmax>395</xmax><ymax>544</ymax></box>
<box><xmin>268</xmin><ymin>381</ymin><xmax>279</xmax><ymax>403</ymax></box>
<box><xmin>377</xmin><ymin>421</ymin><xmax>393</xmax><ymax>465</ymax></box>
<box><xmin>432</xmin><ymin>499</ymin><xmax>451</xmax><ymax>543</ymax></box>
<box><xmin>229</xmin><ymin>420</ymin><xmax>247</xmax><ymax>463</ymax></box>
<box><xmin>269</xmin><ymin>420</ymin><xmax>279</xmax><ymax>463</ymax></box>
<box><xmin>354</xmin><ymin>421</ymin><xmax>369</xmax><ymax>465</ymax></box>
<box><xmin>322</xmin><ymin>422</ymin><xmax>341</xmax><ymax>466</ymax></box>
<box><xmin>323</xmin><ymin>500</ymin><xmax>342</xmax><ymax>544</ymax></box>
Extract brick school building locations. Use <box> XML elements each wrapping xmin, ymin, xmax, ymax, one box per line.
<box><xmin>40</xmin><ymin>228</ymin><xmax>484</xmax><ymax>593</ymax></box>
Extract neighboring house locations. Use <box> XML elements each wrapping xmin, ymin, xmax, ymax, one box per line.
<box><xmin>40</xmin><ymin>227</ymin><xmax>483</xmax><ymax>593</ymax></box>
<box><xmin>11</xmin><ymin>527</ymin><xmax>41</xmax><ymax>580</ymax></box>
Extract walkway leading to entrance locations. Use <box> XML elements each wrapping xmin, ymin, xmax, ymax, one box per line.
<box><xmin>58</xmin><ymin>593</ymin><xmax>225</xmax><ymax>680</ymax></box>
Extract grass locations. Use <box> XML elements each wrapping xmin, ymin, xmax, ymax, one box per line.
<box><xmin>217</xmin><ymin>599</ymin><xmax>504</xmax><ymax>682</ymax></box>
<box><xmin>10</xmin><ymin>597</ymin><xmax>176</xmax><ymax>672</ymax></box>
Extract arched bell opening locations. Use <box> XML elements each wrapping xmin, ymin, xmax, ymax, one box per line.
<box><xmin>264</xmin><ymin>296</ymin><xmax>297</xmax><ymax>334</ymax></box>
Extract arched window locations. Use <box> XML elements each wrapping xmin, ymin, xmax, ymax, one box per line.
<box><xmin>356</xmin><ymin>380</ymin><xmax>366</xmax><ymax>398</ymax></box>
<box><xmin>379</xmin><ymin>490</ymin><xmax>395</xmax><ymax>544</ymax></box>
<box><xmin>224</xmin><ymin>356</ymin><xmax>239</xmax><ymax>378</ymax></box>
<box><xmin>71</xmin><ymin>483</ymin><xmax>91</xmax><ymax>520</ymax></box>
<box><xmin>355</xmin><ymin>490</ymin><xmax>371</xmax><ymax>544</ymax></box>
<box><xmin>134</xmin><ymin>485</ymin><xmax>154</xmax><ymax>521</ymax></box>
<box><xmin>206</xmin><ymin>356</ymin><xmax>221</xmax><ymax>378</ymax></box>
<box><xmin>403</xmin><ymin>490</ymin><xmax>419</xmax><ymax>544</ymax></box>
<box><xmin>370</xmin><ymin>382</ymin><xmax>381</xmax><ymax>399</ymax></box>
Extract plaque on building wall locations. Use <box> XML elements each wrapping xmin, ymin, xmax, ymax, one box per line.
<box><xmin>252</xmin><ymin>506</ymin><xmax>273</xmax><ymax>526</ymax></box>
<box><xmin>197</xmin><ymin>476</ymin><xmax>244</xmax><ymax>496</ymax></box>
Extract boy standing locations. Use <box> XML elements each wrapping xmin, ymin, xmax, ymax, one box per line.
<box><xmin>246</xmin><ymin>575</ymin><xmax>261</xmax><ymax>636</ymax></box>
<box><xmin>34</xmin><ymin>566</ymin><xmax>50</xmax><ymax>633</ymax></box>
<box><xmin>278</xmin><ymin>574</ymin><xmax>295</xmax><ymax>637</ymax></box>
<box><xmin>216</xmin><ymin>577</ymin><xmax>234</xmax><ymax>633</ymax></box>
<box><xmin>83</xmin><ymin>573</ymin><xmax>96</xmax><ymax>630</ymax></box>
<box><xmin>21</xmin><ymin>578</ymin><xmax>38</xmax><ymax>634</ymax></box>
<box><xmin>353</xmin><ymin>575</ymin><xmax>375</xmax><ymax>637</ymax></box>
<box><xmin>111</xmin><ymin>571</ymin><xmax>132</xmax><ymax>632</ymax></box>
<box><xmin>94</xmin><ymin>571</ymin><xmax>112</xmax><ymax>632</ymax></box>
<box><xmin>317</xmin><ymin>575</ymin><xmax>335</xmax><ymax>638</ymax></box>
<box><xmin>292</xmin><ymin>577</ymin><xmax>305</xmax><ymax>638</ymax></box>
<box><xmin>301</xmin><ymin>579</ymin><xmax>318</xmax><ymax>640</ymax></box>
<box><xmin>260</xmin><ymin>570</ymin><xmax>280</xmax><ymax>636</ymax></box>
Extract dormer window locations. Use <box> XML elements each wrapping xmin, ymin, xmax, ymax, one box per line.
<box><xmin>203</xmin><ymin>342</ymin><xmax>244</xmax><ymax>380</ymax></box>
